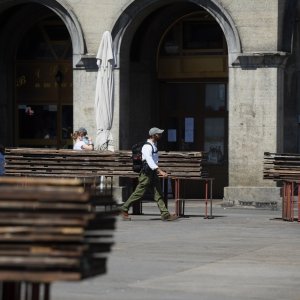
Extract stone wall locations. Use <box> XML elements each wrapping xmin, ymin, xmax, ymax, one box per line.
<box><xmin>228</xmin><ymin>65</ymin><xmax>284</xmax><ymax>186</ymax></box>
<box><xmin>221</xmin><ymin>0</ymin><xmax>279</xmax><ymax>52</ymax></box>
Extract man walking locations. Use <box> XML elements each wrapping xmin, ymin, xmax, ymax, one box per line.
<box><xmin>121</xmin><ymin>127</ymin><xmax>177</xmax><ymax>221</ymax></box>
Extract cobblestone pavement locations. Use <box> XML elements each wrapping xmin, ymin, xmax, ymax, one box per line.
<box><xmin>52</xmin><ymin>202</ymin><xmax>300</xmax><ymax>300</ymax></box>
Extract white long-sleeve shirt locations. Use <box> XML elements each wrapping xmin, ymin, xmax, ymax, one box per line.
<box><xmin>141</xmin><ymin>139</ymin><xmax>159</xmax><ymax>170</ymax></box>
<box><xmin>73</xmin><ymin>140</ymin><xmax>85</xmax><ymax>150</ymax></box>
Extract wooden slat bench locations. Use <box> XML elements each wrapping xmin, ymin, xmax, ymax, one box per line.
<box><xmin>264</xmin><ymin>152</ymin><xmax>300</xmax><ymax>221</ymax></box>
<box><xmin>0</xmin><ymin>176</ymin><xmax>116</xmax><ymax>300</ymax></box>
<box><xmin>5</xmin><ymin>147</ymin><xmax>211</xmax><ymax>216</ymax></box>
<box><xmin>264</xmin><ymin>152</ymin><xmax>300</xmax><ymax>181</ymax></box>
<box><xmin>5</xmin><ymin>148</ymin><xmax>207</xmax><ymax>178</ymax></box>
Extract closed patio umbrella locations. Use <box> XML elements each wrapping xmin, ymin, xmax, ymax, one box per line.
<box><xmin>94</xmin><ymin>31</ymin><xmax>115</xmax><ymax>151</ymax></box>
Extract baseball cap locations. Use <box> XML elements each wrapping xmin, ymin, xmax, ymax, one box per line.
<box><xmin>78</xmin><ymin>127</ymin><xmax>87</xmax><ymax>134</ymax></box>
<box><xmin>149</xmin><ymin>127</ymin><xmax>164</xmax><ymax>136</ymax></box>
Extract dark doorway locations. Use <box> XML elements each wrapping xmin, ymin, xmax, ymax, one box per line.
<box><xmin>15</xmin><ymin>13</ymin><xmax>73</xmax><ymax>148</ymax></box>
<box><xmin>157</xmin><ymin>12</ymin><xmax>228</xmax><ymax>198</ymax></box>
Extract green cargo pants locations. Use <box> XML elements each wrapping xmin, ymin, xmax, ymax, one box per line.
<box><xmin>121</xmin><ymin>171</ymin><xmax>169</xmax><ymax>217</ymax></box>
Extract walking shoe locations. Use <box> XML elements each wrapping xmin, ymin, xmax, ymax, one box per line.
<box><xmin>161</xmin><ymin>214</ymin><xmax>178</xmax><ymax>221</ymax></box>
<box><xmin>120</xmin><ymin>210</ymin><xmax>131</xmax><ymax>221</ymax></box>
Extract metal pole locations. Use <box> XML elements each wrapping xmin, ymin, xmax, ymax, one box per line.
<box><xmin>286</xmin><ymin>182</ymin><xmax>293</xmax><ymax>221</ymax></box>
<box><xmin>204</xmin><ymin>180</ymin><xmax>208</xmax><ymax>219</ymax></box>
<box><xmin>175</xmin><ymin>178</ymin><xmax>179</xmax><ymax>216</ymax></box>
<box><xmin>43</xmin><ymin>283</ymin><xmax>50</xmax><ymax>300</ymax></box>
<box><xmin>283</xmin><ymin>181</ymin><xmax>288</xmax><ymax>221</ymax></box>
<box><xmin>31</xmin><ymin>283</ymin><xmax>40</xmax><ymax>300</ymax></box>
<box><xmin>287</xmin><ymin>183</ymin><xmax>291</xmax><ymax>221</ymax></box>
<box><xmin>283</xmin><ymin>181</ymin><xmax>288</xmax><ymax>220</ymax></box>
<box><xmin>210</xmin><ymin>179</ymin><xmax>213</xmax><ymax>218</ymax></box>
<box><xmin>298</xmin><ymin>183</ymin><xmax>300</xmax><ymax>223</ymax></box>
<box><xmin>292</xmin><ymin>181</ymin><xmax>295</xmax><ymax>222</ymax></box>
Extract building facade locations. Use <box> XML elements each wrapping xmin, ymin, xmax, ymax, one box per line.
<box><xmin>0</xmin><ymin>0</ymin><xmax>298</xmax><ymax>202</ymax></box>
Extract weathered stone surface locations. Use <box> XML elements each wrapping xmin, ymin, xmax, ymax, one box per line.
<box><xmin>224</xmin><ymin>186</ymin><xmax>281</xmax><ymax>205</ymax></box>
<box><xmin>228</xmin><ymin>67</ymin><xmax>284</xmax><ymax>186</ymax></box>
<box><xmin>221</xmin><ymin>0</ymin><xmax>279</xmax><ymax>51</ymax></box>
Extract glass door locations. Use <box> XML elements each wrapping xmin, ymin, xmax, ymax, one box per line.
<box><xmin>160</xmin><ymin>82</ymin><xmax>227</xmax><ymax>159</ymax></box>
<box><xmin>159</xmin><ymin>82</ymin><xmax>228</xmax><ymax>197</ymax></box>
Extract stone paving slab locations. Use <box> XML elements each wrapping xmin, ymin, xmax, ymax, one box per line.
<box><xmin>52</xmin><ymin>203</ymin><xmax>300</xmax><ymax>300</ymax></box>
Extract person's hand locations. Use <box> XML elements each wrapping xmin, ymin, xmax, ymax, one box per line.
<box><xmin>157</xmin><ymin>168</ymin><xmax>168</xmax><ymax>177</ymax></box>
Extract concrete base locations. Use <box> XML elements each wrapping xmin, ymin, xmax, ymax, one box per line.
<box><xmin>223</xmin><ymin>186</ymin><xmax>282</xmax><ymax>208</ymax></box>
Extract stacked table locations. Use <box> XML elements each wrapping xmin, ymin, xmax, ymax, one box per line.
<box><xmin>5</xmin><ymin>148</ymin><xmax>207</xmax><ymax>178</ymax></box>
<box><xmin>264</xmin><ymin>152</ymin><xmax>300</xmax><ymax>221</ymax></box>
<box><xmin>0</xmin><ymin>177</ymin><xmax>116</xmax><ymax>300</ymax></box>
<box><xmin>5</xmin><ymin>148</ymin><xmax>212</xmax><ymax>218</ymax></box>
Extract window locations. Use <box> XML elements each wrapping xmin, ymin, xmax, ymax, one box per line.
<box><xmin>204</xmin><ymin>118</ymin><xmax>225</xmax><ymax>164</ymax></box>
<box><xmin>205</xmin><ymin>84</ymin><xmax>226</xmax><ymax>112</ymax></box>
<box><xmin>18</xmin><ymin>105</ymin><xmax>57</xmax><ymax>139</ymax></box>
<box><xmin>160</xmin><ymin>12</ymin><xmax>226</xmax><ymax>56</ymax></box>
<box><xmin>160</xmin><ymin>82</ymin><xmax>227</xmax><ymax>163</ymax></box>
<box><xmin>15</xmin><ymin>16</ymin><xmax>73</xmax><ymax>148</ymax></box>
<box><xmin>183</xmin><ymin>22</ymin><xmax>223</xmax><ymax>50</ymax></box>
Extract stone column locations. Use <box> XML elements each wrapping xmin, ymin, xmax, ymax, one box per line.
<box><xmin>73</xmin><ymin>68</ymin><xmax>97</xmax><ymax>137</ymax></box>
<box><xmin>224</xmin><ymin>53</ymin><xmax>288</xmax><ymax>206</ymax></box>
<box><xmin>74</xmin><ymin>56</ymin><xmax>120</xmax><ymax>150</ymax></box>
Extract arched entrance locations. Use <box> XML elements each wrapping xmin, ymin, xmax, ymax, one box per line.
<box><xmin>158</xmin><ymin>11</ymin><xmax>228</xmax><ymax>197</ymax></box>
<box><xmin>16</xmin><ymin>12</ymin><xmax>73</xmax><ymax>148</ymax></box>
<box><xmin>113</xmin><ymin>0</ymin><xmax>240</xmax><ymax>197</ymax></box>
<box><xmin>0</xmin><ymin>1</ymin><xmax>85</xmax><ymax>148</ymax></box>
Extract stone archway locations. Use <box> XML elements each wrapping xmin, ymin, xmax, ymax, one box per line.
<box><xmin>112</xmin><ymin>0</ymin><xmax>241</xmax><ymax>198</ymax></box>
<box><xmin>0</xmin><ymin>0</ymin><xmax>86</xmax><ymax>66</ymax></box>
<box><xmin>0</xmin><ymin>1</ymin><xmax>86</xmax><ymax>146</ymax></box>
<box><xmin>112</xmin><ymin>0</ymin><xmax>241</xmax><ymax>148</ymax></box>
<box><xmin>112</xmin><ymin>0</ymin><xmax>241</xmax><ymax>143</ymax></box>
<box><xmin>112</xmin><ymin>0</ymin><xmax>241</xmax><ymax>66</ymax></box>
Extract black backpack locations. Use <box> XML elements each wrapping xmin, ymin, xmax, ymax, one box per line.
<box><xmin>131</xmin><ymin>141</ymin><xmax>154</xmax><ymax>173</ymax></box>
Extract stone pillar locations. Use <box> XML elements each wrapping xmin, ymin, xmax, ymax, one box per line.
<box><xmin>74</xmin><ymin>55</ymin><xmax>121</xmax><ymax>150</ymax></box>
<box><xmin>224</xmin><ymin>53</ymin><xmax>287</xmax><ymax>206</ymax></box>
<box><xmin>73</xmin><ymin>68</ymin><xmax>97</xmax><ymax>137</ymax></box>
<box><xmin>112</xmin><ymin>68</ymin><xmax>120</xmax><ymax>150</ymax></box>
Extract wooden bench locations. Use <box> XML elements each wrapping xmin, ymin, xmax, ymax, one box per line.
<box><xmin>264</xmin><ymin>152</ymin><xmax>300</xmax><ymax>221</ymax></box>
<box><xmin>5</xmin><ymin>148</ymin><xmax>211</xmax><ymax>216</ymax></box>
<box><xmin>0</xmin><ymin>176</ymin><xmax>116</xmax><ymax>300</ymax></box>
<box><xmin>263</xmin><ymin>152</ymin><xmax>300</xmax><ymax>181</ymax></box>
<box><xmin>5</xmin><ymin>148</ymin><xmax>207</xmax><ymax>178</ymax></box>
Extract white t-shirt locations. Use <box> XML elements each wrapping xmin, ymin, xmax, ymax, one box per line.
<box><xmin>73</xmin><ymin>140</ymin><xmax>85</xmax><ymax>150</ymax></box>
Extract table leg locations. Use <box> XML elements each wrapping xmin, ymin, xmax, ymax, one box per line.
<box><xmin>203</xmin><ymin>179</ymin><xmax>214</xmax><ymax>219</ymax></box>
<box><xmin>285</xmin><ymin>182</ymin><xmax>293</xmax><ymax>222</ymax></box>
<box><xmin>298</xmin><ymin>184</ymin><xmax>300</xmax><ymax>223</ymax></box>
<box><xmin>163</xmin><ymin>178</ymin><xmax>168</xmax><ymax>209</ymax></box>
<box><xmin>174</xmin><ymin>178</ymin><xmax>181</xmax><ymax>216</ymax></box>
<box><xmin>283</xmin><ymin>182</ymin><xmax>287</xmax><ymax>220</ymax></box>
<box><xmin>291</xmin><ymin>182</ymin><xmax>294</xmax><ymax>222</ymax></box>
<box><xmin>286</xmin><ymin>183</ymin><xmax>291</xmax><ymax>221</ymax></box>
<box><xmin>204</xmin><ymin>180</ymin><xmax>208</xmax><ymax>219</ymax></box>
<box><xmin>210</xmin><ymin>179</ymin><xmax>213</xmax><ymax>218</ymax></box>
<box><xmin>32</xmin><ymin>283</ymin><xmax>40</xmax><ymax>300</ymax></box>
<box><xmin>2</xmin><ymin>281</ymin><xmax>20</xmax><ymax>300</ymax></box>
